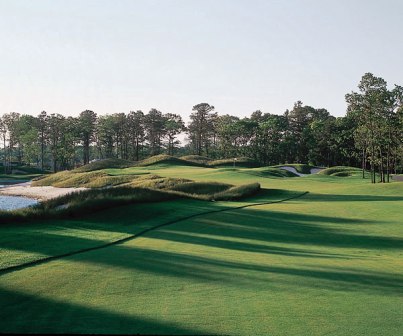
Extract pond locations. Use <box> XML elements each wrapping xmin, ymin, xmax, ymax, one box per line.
<box><xmin>0</xmin><ymin>181</ymin><xmax>38</xmax><ymax>210</ymax></box>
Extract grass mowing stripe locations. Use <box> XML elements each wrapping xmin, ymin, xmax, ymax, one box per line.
<box><xmin>0</xmin><ymin>191</ymin><xmax>308</xmax><ymax>276</ymax></box>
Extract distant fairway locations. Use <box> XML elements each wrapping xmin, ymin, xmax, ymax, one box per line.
<box><xmin>0</xmin><ymin>164</ymin><xmax>402</xmax><ymax>335</ymax></box>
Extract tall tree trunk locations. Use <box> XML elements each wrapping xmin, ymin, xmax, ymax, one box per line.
<box><xmin>371</xmin><ymin>144</ymin><xmax>375</xmax><ymax>184</ymax></box>
<box><xmin>386</xmin><ymin>134</ymin><xmax>390</xmax><ymax>183</ymax></box>
<box><xmin>83</xmin><ymin>136</ymin><xmax>90</xmax><ymax>165</ymax></box>
<box><xmin>379</xmin><ymin>148</ymin><xmax>385</xmax><ymax>183</ymax></box>
<box><xmin>3</xmin><ymin>135</ymin><xmax>6</xmax><ymax>174</ymax></box>
<box><xmin>362</xmin><ymin>148</ymin><xmax>366</xmax><ymax>179</ymax></box>
<box><xmin>40</xmin><ymin>132</ymin><xmax>45</xmax><ymax>170</ymax></box>
<box><xmin>135</xmin><ymin>138</ymin><xmax>139</xmax><ymax>161</ymax></box>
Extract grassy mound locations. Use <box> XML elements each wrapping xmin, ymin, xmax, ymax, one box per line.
<box><xmin>242</xmin><ymin>167</ymin><xmax>299</xmax><ymax>178</ymax></box>
<box><xmin>0</xmin><ymin>187</ymin><xmax>178</xmax><ymax>221</ymax></box>
<box><xmin>32</xmin><ymin>171</ymin><xmax>73</xmax><ymax>186</ymax></box>
<box><xmin>32</xmin><ymin>171</ymin><xmax>136</xmax><ymax>188</ymax></box>
<box><xmin>73</xmin><ymin>159</ymin><xmax>134</xmax><ymax>173</ymax></box>
<box><xmin>1</xmin><ymin>180</ymin><xmax>261</xmax><ymax>222</ymax></box>
<box><xmin>130</xmin><ymin>177</ymin><xmax>192</xmax><ymax>189</ymax></box>
<box><xmin>168</xmin><ymin>181</ymin><xmax>232</xmax><ymax>195</ymax></box>
<box><xmin>209</xmin><ymin>157</ymin><xmax>260</xmax><ymax>168</ymax></box>
<box><xmin>319</xmin><ymin>166</ymin><xmax>361</xmax><ymax>177</ymax></box>
<box><xmin>213</xmin><ymin>182</ymin><xmax>261</xmax><ymax>200</ymax></box>
<box><xmin>180</xmin><ymin>155</ymin><xmax>212</xmax><ymax>165</ymax></box>
<box><xmin>136</xmin><ymin>154</ymin><xmax>204</xmax><ymax>167</ymax></box>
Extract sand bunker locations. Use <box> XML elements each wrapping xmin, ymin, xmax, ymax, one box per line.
<box><xmin>278</xmin><ymin>166</ymin><xmax>323</xmax><ymax>176</ymax></box>
<box><xmin>0</xmin><ymin>182</ymin><xmax>87</xmax><ymax>201</ymax></box>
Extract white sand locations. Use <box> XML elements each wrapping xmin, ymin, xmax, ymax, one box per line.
<box><xmin>310</xmin><ymin>168</ymin><xmax>324</xmax><ymax>174</ymax></box>
<box><xmin>0</xmin><ymin>182</ymin><xmax>87</xmax><ymax>201</ymax></box>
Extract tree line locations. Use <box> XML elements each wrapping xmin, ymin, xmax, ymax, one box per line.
<box><xmin>1</xmin><ymin>73</ymin><xmax>402</xmax><ymax>182</ymax></box>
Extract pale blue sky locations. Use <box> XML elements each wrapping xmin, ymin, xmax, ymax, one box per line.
<box><xmin>1</xmin><ymin>0</ymin><xmax>402</xmax><ymax>120</ymax></box>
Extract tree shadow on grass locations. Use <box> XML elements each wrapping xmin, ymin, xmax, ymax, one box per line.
<box><xmin>148</xmin><ymin>208</ymin><xmax>403</xmax><ymax>251</ymax></box>
<box><xmin>1</xmin><ymin>198</ymin><xmax>401</xmax><ymax>275</ymax></box>
<box><xmin>65</xmin><ymin>244</ymin><xmax>403</xmax><ymax>296</ymax></box>
<box><xmin>0</xmin><ymin>203</ymin><xmax>389</xmax><ymax>274</ymax></box>
<box><xmin>0</xmin><ymin>199</ymin><xmax>402</xmax><ymax>335</ymax></box>
<box><xmin>0</xmin><ymin>287</ymin><xmax>205</xmax><ymax>335</ymax></box>
<box><xmin>304</xmin><ymin>193</ymin><xmax>403</xmax><ymax>202</ymax></box>
<box><xmin>1</xmin><ymin>191</ymin><xmax>402</xmax><ymax>303</ymax></box>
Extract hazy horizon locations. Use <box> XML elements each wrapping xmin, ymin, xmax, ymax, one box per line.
<box><xmin>1</xmin><ymin>0</ymin><xmax>403</xmax><ymax>120</ymax></box>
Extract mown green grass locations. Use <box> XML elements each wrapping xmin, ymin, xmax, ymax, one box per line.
<box><xmin>0</xmin><ymin>164</ymin><xmax>402</xmax><ymax>335</ymax></box>
<box><xmin>0</xmin><ymin>188</ymin><xmax>297</xmax><ymax>270</ymax></box>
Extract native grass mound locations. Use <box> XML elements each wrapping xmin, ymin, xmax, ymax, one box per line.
<box><xmin>318</xmin><ymin>166</ymin><xmax>362</xmax><ymax>177</ymax></box>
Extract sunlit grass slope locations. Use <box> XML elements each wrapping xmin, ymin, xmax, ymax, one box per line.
<box><xmin>0</xmin><ymin>164</ymin><xmax>402</xmax><ymax>334</ymax></box>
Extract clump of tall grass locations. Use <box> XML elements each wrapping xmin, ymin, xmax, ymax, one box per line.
<box><xmin>32</xmin><ymin>171</ymin><xmax>159</xmax><ymax>188</ymax></box>
<box><xmin>0</xmin><ymin>187</ymin><xmax>179</xmax><ymax>223</ymax></box>
<box><xmin>166</xmin><ymin>181</ymin><xmax>261</xmax><ymax>201</ymax></box>
<box><xmin>131</xmin><ymin>177</ymin><xmax>192</xmax><ymax>189</ymax></box>
<box><xmin>32</xmin><ymin>170</ymin><xmax>73</xmax><ymax>185</ymax></box>
<box><xmin>168</xmin><ymin>181</ymin><xmax>232</xmax><ymax>195</ymax></box>
<box><xmin>213</xmin><ymin>183</ymin><xmax>261</xmax><ymax>200</ymax></box>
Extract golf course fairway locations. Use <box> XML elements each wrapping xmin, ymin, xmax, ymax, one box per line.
<box><xmin>0</xmin><ymin>165</ymin><xmax>402</xmax><ymax>335</ymax></box>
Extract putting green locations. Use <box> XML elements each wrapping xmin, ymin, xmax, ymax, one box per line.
<box><xmin>0</xmin><ymin>167</ymin><xmax>402</xmax><ymax>335</ymax></box>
